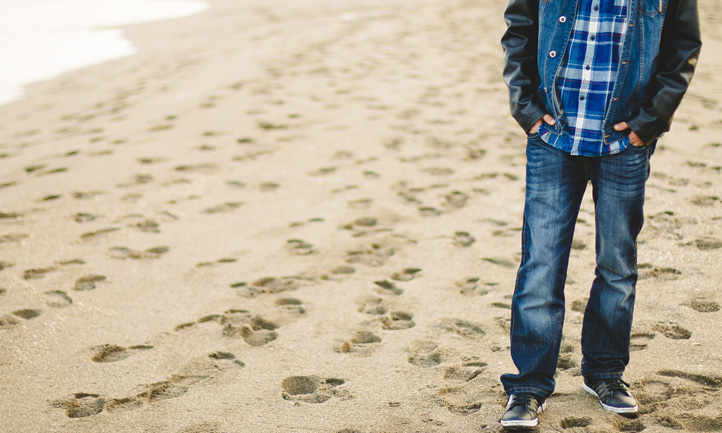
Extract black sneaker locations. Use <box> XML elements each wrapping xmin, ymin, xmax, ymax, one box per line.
<box><xmin>500</xmin><ymin>393</ymin><xmax>546</xmax><ymax>428</ymax></box>
<box><xmin>583</xmin><ymin>378</ymin><xmax>638</xmax><ymax>413</ymax></box>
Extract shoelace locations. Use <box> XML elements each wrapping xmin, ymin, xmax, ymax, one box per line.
<box><xmin>508</xmin><ymin>393</ymin><xmax>538</xmax><ymax>409</ymax></box>
<box><xmin>594</xmin><ymin>379</ymin><xmax>631</xmax><ymax>400</ymax></box>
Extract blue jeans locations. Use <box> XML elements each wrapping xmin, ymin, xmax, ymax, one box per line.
<box><xmin>500</xmin><ymin>134</ymin><xmax>653</xmax><ymax>399</ymax></box>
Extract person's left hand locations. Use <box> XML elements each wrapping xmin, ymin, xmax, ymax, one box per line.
<box><xmin>613</xmin><ymin>122</ymin><xmax>644</xmax><ymax>147</ymax></box>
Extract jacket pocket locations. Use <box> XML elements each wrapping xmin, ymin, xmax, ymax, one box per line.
<box><xmin>639</xmin><ymin>0</ymin><xmax>667</xmax><ymax>16</ymax></box>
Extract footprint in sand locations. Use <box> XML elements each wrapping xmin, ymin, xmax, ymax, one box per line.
<box><xmin>23</xmin><ymin>267</ymin><xmax>55</xmax><ymax>280</ymax></box>
<box><xmin>345</xmin><ymin>240</ymin><xmax>398</xmax><ymax>268</ymax></box>
<box><xmin>91</xmin><ymin>344</ymin><xmax>154</xmax><ymax>363</ymax></box>
<box><xmin>630</xmin><ymin>331</ymin><xmax>656</xmax><ymax>351</ymax></box>
<box><xmin>1</xmin><ymin>233</ymin><xmax>28</xmax><ymax>244</ymax></box>
<box><xmin>173</xmin><ymin>163</ymin><xmax>219</xmax><ymax>174</ymax></box>
<box><xmin>438</xmin><ymin>318</ymin><xmax>485</xmax><ymax>339</ymax></box>
<box><xmin>337</xmin><ymin>331</ymin><xmax>382</xmax><ymax>355</ymax></box>
<box><xmin>175</xmin><ymin>310</ymin><xmax>282</xmax><ymax>346</ymax></box>
<box><xmin>80</xmin><ymin>227</ymin><xmax>121</xmax><ymax>242</ymax></box>
<box><xmin>196</xmin><ymin>257</ymin><xmax>237</xmax><ymax>268</ymax></box>
<box><xmin>380</xmin><ymin>311</ymin><xmax>415</xmax><ymax>330</ymax></box>
<box><xmin>176</xmin><ymin>421</ymin><xmax>227</xmax><ymax>433</ymax></box>
<box><xmin>232</xmin><ymin>276</ymin><xmax>304</xmax><ymax>298</ymax></box>
<box><xmin>73</xmin><ymin>213</ymin><xmax>98</xmax><ymax>223</ymax></box>
<box><xmin>281</xmin><ymin>376</ymin><xmax>350</xmax><ymax>404</ymax></box>
<box><xmin>132</xmin><ymin>219</ymin><xmax>160</xmax><ymax>233</ymax></box>
<box><xmin>407</xmin><ymin>341</ymin><xmax>445</xmax><ymax>367</ymax></box>
<box><xmin>560</xmin><ymin>416</ymin><xmax>593</xmax><ymax>429</ymax></box>
<box><xmin>689</xmin><ymin>195</ymin><xmax>720</xmax><ymax>206</ymax></box>
<box><xmin>374</xmin><ymin>280</ymin><xmax>404</xmax><ymax>296</ymax></box>
<box><xmin>570</xmin><ymin>298</ymin><xmax>588</xmax><ymax>313</ymax></box>
<box><xmin>656</xmin><ymin>370</ymin><xmax>722</xmax><ymax>388</ymax></box>
<box><xmin>637</xmin><ymin>263</ymin><xmax>681</xmax><ymax>280</ymax></box>
<box><xmin>454</xmin><ymin>277</ymin><xmax>489</xmax><ymax>296</ymax></box>
<box><xmin>436</xmin><ymin>376</ymin><xmax>500</xmax><ymax>415</ymax></box>
<box><xmin>692</xmin><ymin>237</ymin><xmax>722</xmax><ymax>251</ymax></box>
<box><xmin>72</xmin><ymin>190</ymin><xmax>105</xmax><ymax>200</ymax></box>
<box><xmin>53</xmin><ymin>393</ymin><xmax>106</xmax><ymax>418</ymax></box>
<box><xmin>356</xmin><ymin>296</ymin><xmax>387</xmax><ymax>315</ymax></box>
<box><xmin>108</xmin><ymin>246</ymin><xmax>169</xmax><ymax>260</ymax></box>
<box><xmin>613</xmin><ymin>418</ymin><xmax>646</xmax><ymax>432</ymax></box>
<box><xmin>275</xmin><ymin>298</ymin><xmax>306</xmax><ymax>316</ymax></box>
<box><xmin>443</xmin><ymin>358</ymin><xmax>487</xmax><ymax>382</ymax></box>
<box><xmin>285</xmin><ymin>239</ymin><xmax>315</xmax><ymax>255</ymax></box>
<box><xmin>54</xmin><ymin>352</ymin><xmax>244</xmax><ymax>418</ymax></box>
<box><xmin>482</xmin><ymin>256</ymin><xmax>517</xmax><ymax>269</ymax></box>
<box><xmin>204</xmin><ymin>202</ymin><xmax>243</xmax><ymax>214</ymax></box>
<box><xmin>491</xmin><ymin>301</ymin><xmax>512</xmax><ymax>310</ymax></box>
<box><xmin>557</xmin><ymin>352</ymin><xmax>578</xmax><ymax>370</ymax></box>
<box><xmin>322</xmin><ymin>265</ymin><xmax>356</xmax><ymax>281</ymax></box>
<box><xmin>390</xmin><ymin>268</ymin><xmax>421</xmax><ymax>282</ymax></box>
<box><xmin>419</xmin><ymin>206</ymin><xmax>442</xmax><ymax>217</ymax></box>
<box><xmin>444</xmin><ymin>191</ymin><xmax>469</xmax><ymax>209</ymax></box>
<box><xmin>634</xmin><ymin>378</ymin><xmax>674</xmax><ymax>404</ymax></box>
<box><xmin>341</xmin><ymin>217</ymin><xmax>386</xmax><ymax>237</ymax></box>
<box><xmin>0</xmin><ymin>309</ymin><xmax>43</xmax><ymax>328</ymax></box>
<box><xmin>653</xmin><ymin>322</ymin><xmax>692</xmax><ymax>340</ymax></box>
<box><xmin>347</xmin><ymin>198</ymin><xmax>373</xmax><ymax>210</ymax></box>
<box><xmin>43</xmin><ymin>290</ymin><xmax>73</xmax><ymax>308</ymax></box>
<box><xmin>686</xmin><ymin>298</ymin><xmax>720</xmax><ymax>313</ymax></box>
<box><xmin>641</xmin><ymin>370</ymin><xmax>722</xmax><ymax>430</ymax></box>
<box><xmin>223</xmin><ymin>315</ymin><xmax>279</xmax><ymax>347</ymax></box>
<box><xmin>74</xmin><ymin>275</ymin><xmax>107</xmax><ymax>291</ymax></box>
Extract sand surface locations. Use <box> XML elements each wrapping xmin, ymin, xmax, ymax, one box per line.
<box><xmin>1</xmin><ymin>0</ymin><xmax>721</xmax><ymax>432</ymax></box>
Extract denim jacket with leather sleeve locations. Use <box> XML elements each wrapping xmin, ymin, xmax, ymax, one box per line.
<box><xmin>501</xmin><ymin>0</ymin><xmax>702</xmax><ymax>144</ymax></box>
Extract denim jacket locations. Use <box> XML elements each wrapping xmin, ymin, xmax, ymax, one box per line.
<box><xmin>501</xmin><ymin>0</ymin><xmax>702</xmax><ymax>144</ymax></box>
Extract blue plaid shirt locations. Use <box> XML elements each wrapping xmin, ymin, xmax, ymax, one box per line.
<box><xmin>539</xmin><ymin>0</ymin><xmax>630</xmax><ymax>156</ymax></box>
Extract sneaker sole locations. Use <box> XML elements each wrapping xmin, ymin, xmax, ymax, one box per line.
<box><xmin>583</xmin><ymin>383</ymin><xmax>638</xmax><ymax>414</ymax></box>
<box><xmin>500</xmin><ymin>401</ymin><xmax>546</xmax><ymax>428</ymax></box>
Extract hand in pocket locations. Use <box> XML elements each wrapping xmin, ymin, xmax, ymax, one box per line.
<box><xmin>614</xmin><ymin>122</ymin><xmax>644</xmax><ymax>146</ymax></box>
<box><xmin>529</xmin><ymin>114</ymin><xmax>556</xmax><ymax>135</ymax></box>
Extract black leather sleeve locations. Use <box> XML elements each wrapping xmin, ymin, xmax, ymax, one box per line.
<box><xmin>501</xmin><ymin>0</ymin><xmax>546</xmax><ymax>133</ymax></box>
<box><xmin>627</xmin><ymin>0</ymin><xmax>702</xmax><ymax>144</ymax></box>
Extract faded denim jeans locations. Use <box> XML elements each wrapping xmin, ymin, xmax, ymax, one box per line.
<box><xmin>500</xmin><ymin>134</ymin><xmax>654</xmax><ymax>399</ymax></box>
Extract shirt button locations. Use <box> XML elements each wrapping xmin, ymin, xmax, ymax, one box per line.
<box><xmin>549</xmin><ymin>51</ymin><xmax>557</xmax><ymax>58</ymax></box>
<box><xmin>580</xmin><ymin>96</ymin><xmax>586</xmax><ymax>101</ymax></box>
<box><xmin>585</xmin><ymin>65</ymin><xmax>591</xmax><ymax>70</ymax></box>
<box><xmin>559</xmin><ymin>16</ymin><xmax>567</xmax><ymax>23</ymax></box>
<box><xmin>594</xmin><ymin>4</ymin><xmax>599</xmax><ymax>10</ymax></box>
<box><xmin>590</xmin><ymin>35</ymin><xmax>596</xmax><ymax>41</ymax></box>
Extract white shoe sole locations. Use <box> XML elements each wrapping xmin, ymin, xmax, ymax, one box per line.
<box><xmin>500</xmin><ymin>401</ymin><xmax>546</xmax><ymax>428</ymax></box>
<box><xmin>583</xmin><ymin>383</ymin><xmax>638</xmax><ymax>414</ymax></box>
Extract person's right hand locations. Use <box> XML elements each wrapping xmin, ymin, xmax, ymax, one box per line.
<box><xmin>529</xmin><ymin>114</ymin><xmax>556</xmax><ymax>134</ymax></box>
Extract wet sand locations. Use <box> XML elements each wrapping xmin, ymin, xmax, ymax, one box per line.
<box><xmin>1</xmin><ymin>0</ymin><xmax>721</xmax><ymax>431</ymax></box>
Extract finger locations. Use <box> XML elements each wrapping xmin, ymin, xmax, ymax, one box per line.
<box><xmin>542</xmin><ymin>114</ymin><xmax>556</xmax><ymax>125</ymax></box>
<box><xmin>614</xmin><ymin>121</ymin><xmax>629</xmax><ymax>131</ymax></box>
<box><xmin>528</xmin><ymin>120</ymin><xmax>542</xmax><ymax>134</ymax></box>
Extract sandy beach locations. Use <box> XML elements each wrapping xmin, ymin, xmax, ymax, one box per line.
<box><xmin>1</xmin><ymin>0</ymin><xmax>721</xmax><ymax>431</ymax></box>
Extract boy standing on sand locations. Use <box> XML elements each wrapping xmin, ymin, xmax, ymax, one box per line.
<box><xmin>499</xmin><ymin>0</ymin><xmax>701</xmax><ymax>428</ymax></box>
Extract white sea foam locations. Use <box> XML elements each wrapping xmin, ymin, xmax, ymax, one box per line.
<box><xmin>0</xmin><ymin>0</ymin><xmax>209</xmax><ymax>106</ymax></box>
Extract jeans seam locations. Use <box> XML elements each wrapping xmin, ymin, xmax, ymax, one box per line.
<box><xmin>506</xmin><ymin>387</ymin><xmax>549</xmax><ymax>399</ymax></box>
<box><xmin>583</xmin><ymin>371</ymin><xmax>624</xmax><ymax>380</ymax></box>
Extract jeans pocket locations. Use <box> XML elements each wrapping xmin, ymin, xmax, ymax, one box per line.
<box><xmin>627</xmin><ymin>141</ymin><xmax>652</xmax><ymax>152</ymax></box>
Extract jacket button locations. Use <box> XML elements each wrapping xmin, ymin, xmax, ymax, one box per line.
<box><xmin>559</xmin><ymin>16</ymin><xmax>567</xmax><ymax>23</ymax></box>
<box><xmin>549</xmin><ymin>51</ymin><xmax>557</xmax><ymax>58</ymax></box>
